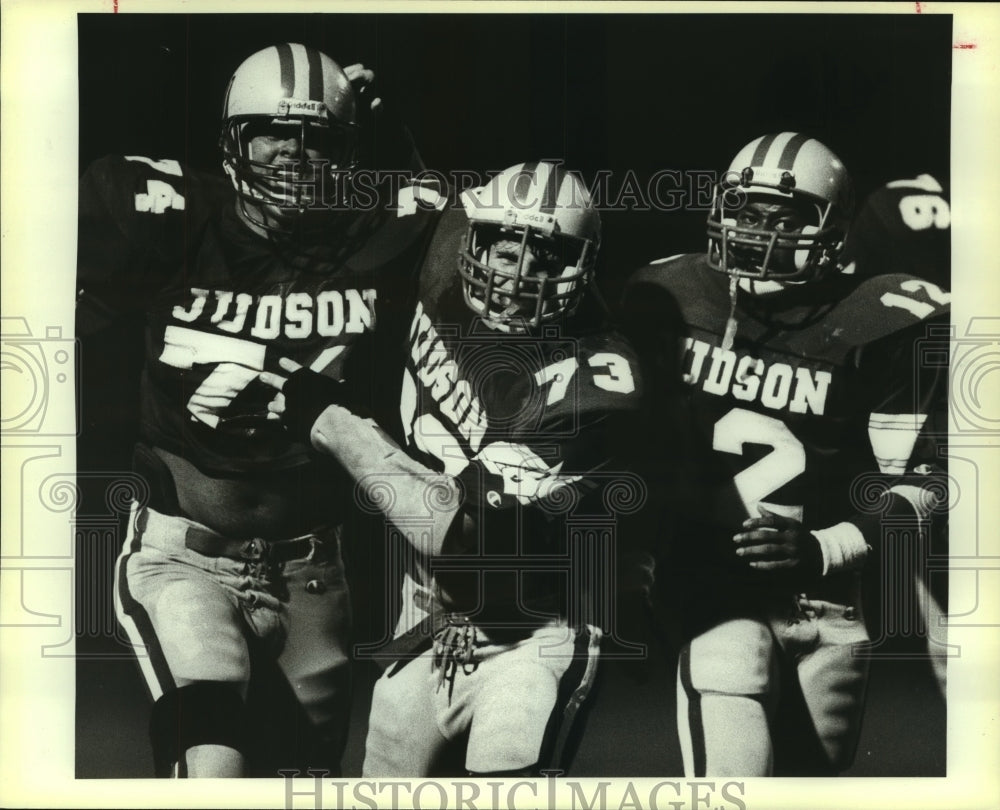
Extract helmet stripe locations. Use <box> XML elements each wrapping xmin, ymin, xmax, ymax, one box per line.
<box><xmin>749</xmin><ymin>134</ymin><xmax>777</xmax><ymax>168</ymax></box>
<box><xmin>777</xmin><ymin>132</ymin><xmax>810</xmax><ymax>170</ymax></box>
<box><xmin>275</xmin><ymin>43</ymin><xmax>295</xmax><ymax>98</ymax></box>
<box><xmin>305</xmin><ymin>46</ymin><xmax>324</xmax><ymax>102</ymax></box>
<box><xmin>513</xmin><ymin>161</ymin><xmax>539</xmax><ymax>206</ymax></box>
<box><xmin>539</xmin><ymin>162</ymin><xmax>562</xmax><ymax>215</ymax></box>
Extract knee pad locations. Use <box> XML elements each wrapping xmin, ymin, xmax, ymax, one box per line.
<box><xmin>150</xmin><ymin>682</ymin><xmax>246</xmax><ymax>777</ymax></box>
<box><xmin>678</xmin><ymin>641</ymin><xmax>776</xmax><ymax>778</ymax></box>
<box><xmin>687</xmin><ymin>618</ymin><xmax>775</xmax><ymax>696</ymax></box>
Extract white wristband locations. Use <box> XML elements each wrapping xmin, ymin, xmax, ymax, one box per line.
<box><xmin>811</xmin><ymin>522</ymin><xmax>871</xmax><ymax>576</ymax></box>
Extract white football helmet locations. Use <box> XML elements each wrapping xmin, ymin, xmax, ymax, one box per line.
<box><xmin>458</xmin><ymin>161</ymin><xmax>601</xmax><ymax>329</ymax></box>
<box><xmin>220</xmin><ymin>43</ymin><xmax>358</xmax><ymax>233</ymax></box>
<box><xmin>707</xmin><ymin>132</ymin><xmax>854</xmax><ymax>282</ymax></box>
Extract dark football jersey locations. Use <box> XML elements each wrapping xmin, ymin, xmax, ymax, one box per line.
<box><xmin>625</xmin><ymin>253</ymin><xmax>949</xmax><ymax>581</ymax></box>
<box><xmin>400</xmin><ymin>209</ymin><xmax>646</xmax><ymax>629</ymax></box>
<box><xmin>77</xmin><ymin>155</ymin><xmax>443</xmax><ymax>474</ymax></box>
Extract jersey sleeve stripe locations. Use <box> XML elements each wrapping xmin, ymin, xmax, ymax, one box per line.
<box><xmin>872</xmin><ymin>456</ymin><xmax>908</xmax><ymax>475</ymax></box>
<box><xmin>868</xmin><ymin>412</ymin><xmax>928</xmax><ymax>475</ymax></box>
<box><xmin>868</xmin><ymin>413</ymin><xmax>929</xmax><ymax>430</ymax></box>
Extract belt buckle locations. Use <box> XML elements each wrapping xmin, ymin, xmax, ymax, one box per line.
<box><xmin>793</xmin><ymin>593</ymin><xmax>820</xmax><ymax>621</ymax></box>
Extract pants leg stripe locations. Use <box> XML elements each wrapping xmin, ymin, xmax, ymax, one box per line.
<box><xmin>541</xmin><ymin>625</ymin><xmax>603</xmax><ymax>773</ymax></box>
<box><xmin>678</xmin><ymin>644</ymin><xmax>706</xmax><ymax>778</ymax></box>
<box><xmin>113</xmin><ymin>504</ymin><xmax>175</xmax><ymax>701</ymax></box>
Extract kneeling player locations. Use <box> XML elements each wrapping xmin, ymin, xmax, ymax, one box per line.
<box><xmin>264</xmin><ymin>162</ymin><xmax>648</xmax><ymax>775</ymax></box>
<box><xmin>623</xmin><ymin>133</ymin><xmax>949</xmax><ymax>775</ymax></box>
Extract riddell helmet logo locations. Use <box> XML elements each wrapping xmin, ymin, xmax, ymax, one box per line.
<box><xmin>277</xmin><ymin>98</ymin><xmax>329</xmax><ymax>119</ymax></box>
<box><xmin>503</xmin><ymin>208</ymin><xmax>557</xmax><ymax>233</ymax></box>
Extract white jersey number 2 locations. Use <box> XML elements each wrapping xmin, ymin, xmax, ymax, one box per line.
<box><xmin>713</xmin><ymin>407</ymin><xmax>806</xmax><ymax>521</ymax></box>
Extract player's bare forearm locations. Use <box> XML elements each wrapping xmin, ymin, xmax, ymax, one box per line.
<box><xmin>309</xmin><ymin>403</ymin><xmax>462</xmax><ymax>556</ymax></box>
<box><xmin>261</xmin><ymin>362</ymin><xmax>462</xmax><ymax>556</ymax></box>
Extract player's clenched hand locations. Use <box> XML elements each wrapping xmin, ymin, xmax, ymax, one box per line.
<box><xmin>259</xmin><ymin>357</ymin><xmax>297</xmax><ymax>420</ymax></box>
<box><xmin>260</xmin><ymin>358</ymin><xmax>352</xmax><ymax>443</ymax></box>
<box><xmin>733</xmin><ymin>506</ymin><xmax>823</xmax><ymax>576</ymax></box>
<box><xmin>343</xmin><ymin>63</ymin><xmax>382</xmax><ymax>114</ymax></box>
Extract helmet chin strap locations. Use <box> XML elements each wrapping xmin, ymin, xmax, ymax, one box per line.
<box><xmin>739</xmin><ymin>277</ymin><xmax>788</xmax><ymax>295</ymax></box>
<box><xmin>721</xmin><ymin>272</ymin><xmax>739</xmax><ymax>352</ymax></box>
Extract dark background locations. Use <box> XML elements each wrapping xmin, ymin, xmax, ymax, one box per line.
<box><xmin>75</xmin><ymin>12</ymin><xmax>950</xmax><ymax>778</ymax></box>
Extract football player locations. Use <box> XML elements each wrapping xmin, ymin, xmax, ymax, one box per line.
<box><xmin>623</xmin><ymin>133</ymin><xmax>949</xmax><ymax>776</ymax></box>
<box><xmin>76</xmin><ymin>43</ymin><xmax>443</xmax><ymax>777</ymax></box>
<box><xmin>263</xmin><ymin>161</ymin><xmax>648</xmax><ymax>776</ymax></box>
<box><xmin>842</xmin><ymin>173</ymin><xmax>951</xmax><ymax>697</ymax></box>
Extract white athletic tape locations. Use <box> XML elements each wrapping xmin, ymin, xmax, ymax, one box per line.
<box><xmin>812</xmin><ymin>522</ymin><xmax>870</xmax><ymax>576</ymax></box>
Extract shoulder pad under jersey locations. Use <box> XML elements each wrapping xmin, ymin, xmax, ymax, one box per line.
<box><xmin>623</xmin><ymin>253</ymin><xmax>724</xmax><ymax>331</ymax></box>
<box><xmin>415</xmin><ymin>205</ymin><xmax>469</xmax><ymax>318</ymax></box>
<box><xmin>528</xmin><ymin>328</ymin><xmax>645</xmax><ymax>431</ymax></box>
<box><xmin>827</xmin><ymin>272</ymin><xmax>951</xmax><ymax>348</ymax></box>
<box><xmin>626</xmin><ymin>252</ymin><xmax>702</xmax><ymax>285</ymax></box>
<box><xmin>395</xmin><ymin>176</ymin><xmax>450</xmax><ymax>219</ymax></box>
<box><xmin>89</xmin><ymin>154</ymin><xmax>229</xmax><ymax>215</ymax></box>
<box><xmin>81</xmin><ymin>154</ymin><xmax>229</xmax><ymax>251</ymax></box>
<box><xmin>336</xmin><ymin>188</ymin><xmax>447</xmax><ymax>281</ymax></box>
